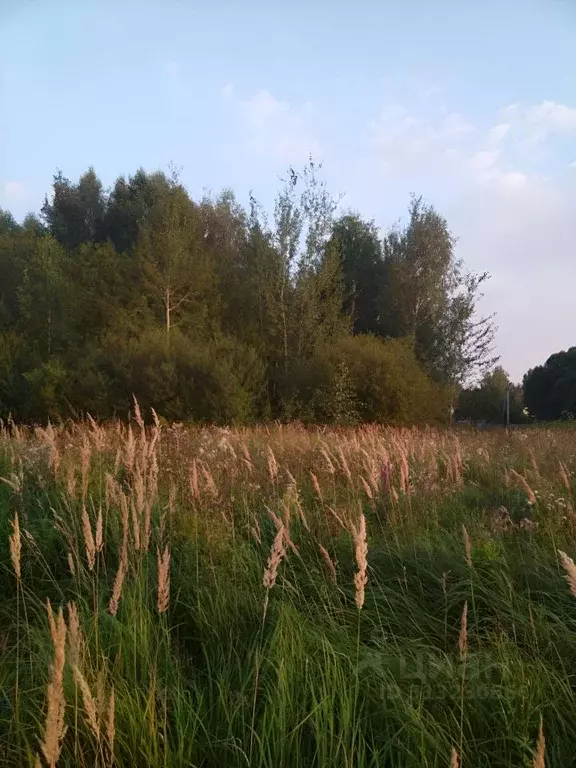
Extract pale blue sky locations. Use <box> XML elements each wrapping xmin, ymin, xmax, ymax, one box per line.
<box><xmin>1</xmin><ymin>0</ymin><xmax>575</xmax><ymax>380</ymax></box>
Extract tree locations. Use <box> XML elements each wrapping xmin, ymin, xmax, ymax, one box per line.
<box><xmin>329</xmin><ymin>214</ymin><xmax>383</xmax><ymax>335</ymax></box>
<box><xmin>42</xmin><ymin>168</ymin><xmax>106</xmax><ymax>250</ymax></box>
<box><xmin>524</xmin><ymin>348</ymin><xmax>576</xmax><ymax>420</ymax></box>
<box><xmin>137</xmin><ymin>176</ymin><xmax>219</xmax><ymax>343</ymax></box>
<box><xmin>380</xmin><ymin>196</ymin><xmax>497</xmax><ymax>384</ymax></box>
<box><xmin>103</xmin><ymin>169</ymin><xmax>172</xmax><ymax>253</ymax></box>
<box><xmin>17</xmin><ymin>236</ymin><xmax>72</xmax><ymax>359</ymax></box>
<box><xmin>456</xmin><ymin>366</ymin><xmax>526</xmax><ymax>424</ymax></box>
<box><xmin>324</xmin><ymin>335</ymin><xmax>450</xmax><ymax>424</ymax></box>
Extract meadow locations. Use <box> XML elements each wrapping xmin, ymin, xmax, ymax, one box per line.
<box><xmin>1</xmin><ymin>412</ymin><xmax>576</xmax><ymax>767</ymax></box>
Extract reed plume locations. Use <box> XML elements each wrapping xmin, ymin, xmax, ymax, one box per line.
<box><xmin>558</xmin><ymin>550</ymin><xmax>576</xmax><ymax>598</ymax></box>
<box><xmin>72</xmin><ymin>665</ymin><xmax>100</xmax><ymax>740</ymax></box>
<box><xmin>559</xmin><ymin>461</ymin><xmax>571</xmax><ymax>492</ymax></box>
<box><xmin>81</xmin><ymin>505</ymin><xmax>96</xmax><ymax>571</ymax></box>
<box><xmin>462</xmin><ymin>525</ymin><xmax>472</xmax><ymax>568</ymax></box>
<box><xmin>157</xmin><ymin>545</ymin><xmax>171</xmax><ymax>614</ymax></box>
<box><xmin>533</xmin><ymin>716</ymin><xmax>545</xmax><ymax>768</ymax></box>
<box><xmin>508</xmin><ymin>468</ymin><xmax>537</xmax><ymax>505</ymax></box>
<box><xmin>41</xmin><ymin>601</ymin><xmax>67</xmax><ymax>768</ymax></box>
<box><xmin>106</xmin><ymin>688</ymin><xmax>115</xmax><ymax>755</ymax></box>
<box><xmin>319</xmin><ymin>544</ymin><xmax>337</xmax><ymax>585</ymax></box>
<box><xmin>310</xmin><ymin>471</ymin><xmax>323</xmax><ymax>502</ymax></box>
<box><xmin>263</xmin><ymin>524</ymin><xmax>286</xmax><ymax>590</ymax></box>
<box><xmin>458</xmin><ymin>601</ymin><xmax>468</xmax><ymax>660</ymax></box>
<box><xmin>109</xmin><ymin>502</ymin><xmax>129</xmax><ymax>616</ymax></box>
<box><xmin>9</xmin><ymin>511</ymin><xmax>21</xmax><ymax>581</ymax></box>
<box><xmin>351</xmin><ymin>513</ymin><xmax>368</xmax><ymax>610</ymax></box>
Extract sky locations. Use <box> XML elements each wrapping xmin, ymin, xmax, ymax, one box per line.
<box><xmin>1</xmin><ymin>0</ymin><xmax>575</xmax><ymax>382</ymax></box>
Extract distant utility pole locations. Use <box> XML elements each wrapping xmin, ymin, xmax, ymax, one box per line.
<box><xmin>505</xmin><ymin>385</ymin><xmax>510</xmax><ymax>431</ymax></box>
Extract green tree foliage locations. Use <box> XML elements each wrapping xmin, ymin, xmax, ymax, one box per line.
<box><xmin>325</xmin><ymin>336</ymin><xmax>451</xmax><ymax>424</ymax></box>
<box><xmin>380</xmin><ymin>196</ymin><xmax>497</xmax><ymax>384</ymax></box>
<box><xmin>456</xmin><ymin>366</ymin><xmax>526</xmax><ymax>424</ymax></box>
<box><xmin>329</xmin><ymin>214</ymin><xmax>383</xmax><ymax>335</ymax></box>
<box><xmin>0</xmin><ymin>163</ymin><xmax>495</xmax><ymax>424</ymax></box>
<box><xmin>524</xmin><ymin>347</ymin><xmax>576</xmax><ymax>420</ymax></box>
<box><xmin>41</xmin><ymin>168</ymin><xmax>106</xmax><ymax>250</ymax></box>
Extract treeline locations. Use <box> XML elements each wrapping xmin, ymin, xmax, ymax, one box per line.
<box><xmin>0</xmin><ymin>162</ymin><xmax>496</xmax><ymax>424</ymax></box>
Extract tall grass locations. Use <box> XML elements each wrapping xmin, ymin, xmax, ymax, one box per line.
<box><xmin>1</xmin><ymin>417</ymin><xmax>576</xmax><ymax>766</ymax></box>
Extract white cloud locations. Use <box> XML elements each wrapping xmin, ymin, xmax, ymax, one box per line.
<box><xmin>441</xmin><ymin>112</ymin><xmax>473</xmax><ymax>139</ymax></box>
<box><xmin>238</xmin><ymin>89</ymin><xmax>321</xmax><ymax>163</ymax></box>
<box><xmin>486</xmin><ymin>123</ymin><xmax>510</xmax><ymax>145</ymax></box>
<box><xmin>468</xmin><ymin>149</ymin><xmax>499</xmax><ymax>173</ymax></box>
<box><xmin>525</xmin><ymin>100</ymin><xmax>576</xmax><ymax>133</ymax></box>
<box><xmin>0</xmin><ymin>181</ymin><xmax>26</xmax><ymax>206</ymax></box>
<box><xmin>3</xmin><ymin>181</ymin><xmax>25</xmax><ymax>199</ymax></box>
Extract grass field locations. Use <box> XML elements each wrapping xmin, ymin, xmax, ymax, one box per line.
<box><xmin>1</xmin><ymin>413</ymin><xmax>576</xmax><ymax>767</ymax></box>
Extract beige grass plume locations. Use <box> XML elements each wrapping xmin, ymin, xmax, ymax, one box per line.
<box><xmin>558</xmin><ymin>550</ymin><xmax>576</xmax><ymax>598</ymax></box>
<box><xmin>41</xmin><ymin>601</ymin><xmax>67</xmax><ymax>768</ymax></box>
<box><xmin>508</xmin><ymin>468</ymin><xmax>537</xmax><ymax>505</ymax></box>
<box><xmin>399</xmin><ymin>452</ymin><xmax>409</xmax><ymax>494</ymax></box>
<box><xmin>450</xmin><ymin>747</ymin><xmax>460</xmax><ymax>768</ymax></box>
<box><xmin>462</xmin><ymin>525</ymin><xmax>472</xmax><ymax>568</ymax></box>
<box><xmin>267</xmin><ymin>445</ymin><xmax>278</xmax><ymax>482</ymax></box>
<box><xmin>157</xmin><ymin>545</ymin><xmax>171</xmax><ymax>614</ymax></box>
<box><xmin>263</xmin><ymin>524</ymin><xmax>287</xmax><ymax>591</ymax></box>
<box><xmin>106</xmin><ymin>688</ymin><xmax>115</xmax><ymax>755</ymax></box>
<box><xmin>109</xmin><ymin>501</ymin><xmax>129</xmax><ymax>616</ymax></box>
<box><xmin>360</xmin><ymin>475</ymin><xmax>373</xmax><ymax>500</ymax></box>
<box><xmin>9</xmin><ymin>511</ymin><xmax>21</xmax><ymax>581</ymax></box>
<box><xmin>67</xmin><ymin>602</ymin><xmax>84</xmax><ymax>667</ymax></box>
<box><xmin>319</xmin><ymin>545</ymin><xmax>337</xmax><ymax>585</ymax></box>
<box><xmin>81</xmin><ymin>505</ymin><xmax>96</xmax><ymax>571</ymax></box>
<box><xmin>559</xmin><ymin>461</ymin><xmax>571</xmax><ymax>492</ymax></box>
<box><xmin>458</xmin><ymin>600</ymin><xmax>468</xmax><ymax>660</ymax></box>
<box><xmin>72</xmin><ymin>665</ymin><xmax>100</xmax><ymax>741</ymax></box>
<box><xmin>189</xmin><ymin>459</ymin><xmax>199</xmax><ymax>500</ymax></box>
<box><xmin>95</xmin><ymin>507</ymin><xmax>103</xmax><ymax>553</ymax></box>
<box><xmin>310</xmin><ymin>471</ymin><xmax>323</xmax><ymax>503</ymax></box>
<box><xmin>351</xmin><ymin>513</ymin><xmax>368</xmax><ymax>610</ymax></box>
<box><xmin>337</xmin><ymin>446</ymin><xmax>352</xmax><ymax>483</ymax></box>
<box><xmin>533</xmin><ymin>716</ymin><xmax>545</xmax><ymax>768</ymax></box>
